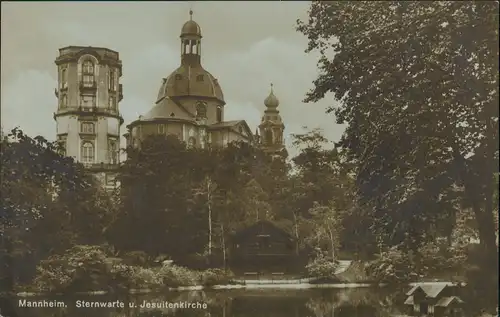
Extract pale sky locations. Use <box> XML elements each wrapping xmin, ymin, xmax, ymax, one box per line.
<box><xmin>1</xmin><ymin>1</ymin><xmax>344</xmax><ymax>156</ymax></box>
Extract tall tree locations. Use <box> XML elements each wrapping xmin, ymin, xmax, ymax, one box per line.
<box><xmin>112</xmin><ymin>135</ymin><xmax>207</xmax><ymax>258</ymax></box>
<box><xmin>298</xmin><ymin>2</ymin><xmax>498</xmax><ymax>265</ymax></box>
<box><xmin>1</xmin><ymin>128</ymin><xmax>110</xmax><ymax>289</ymax></box>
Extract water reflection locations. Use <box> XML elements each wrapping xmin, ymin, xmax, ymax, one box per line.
<box><xmin>8</xmin><ymin>287</ymin><xmax>482</xmax><ymax>317</ymax></box>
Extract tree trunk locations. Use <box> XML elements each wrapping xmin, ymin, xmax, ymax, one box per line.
<box><xmin>207</xmin><ymin>179</ymin><xmax>212</xmax><ymax>257</ymax></box>
<box><xmin>452</xmin><ymin>145</ymin><xmax>498</xmax><ymax>267</ymax></box>
<box><xmin>293</xmin><ymin>211</ymin><xmax>300</xmax><ymax>255</ymax></box>
<box><xmin>327</xmin><ymin>225</ymin><xmax>335</xmax><ymax>261</ymax></box>
<box><xmin>221</xmin><ymin>223</ymin><xmax>227</xmax><ymax>270</ymax></box>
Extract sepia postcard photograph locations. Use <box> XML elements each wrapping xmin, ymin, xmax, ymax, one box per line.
<box><xmin>0</xmin><ymin>1</ymin><xmax>498</xmax><ymax>317</ymax></box>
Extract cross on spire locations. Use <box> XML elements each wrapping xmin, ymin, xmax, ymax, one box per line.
<box><xmin>189</xmin><ymin>1</ymin><xmax>194</xmax><ymax>20</ymax></box>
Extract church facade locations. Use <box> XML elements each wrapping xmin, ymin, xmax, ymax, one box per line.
<box><xmin>124</xmin><ymin>11</ymin><xmax>286</xmax><ymax>151</ymax></box>
<box><xmin>53</xmin><ymin>11</ymin><xmax>286</xmax><ymax>186</ymax></box>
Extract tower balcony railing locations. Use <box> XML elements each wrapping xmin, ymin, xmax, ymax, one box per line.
<box><xmin>78</xmin><ymin>106</ymin><xmax>98</xmax><ymax>113</ymax></box>
<box><xmin>79</xmin><ymin>81</ymin><xmax>97</xmax><ymax>91</ymax></box>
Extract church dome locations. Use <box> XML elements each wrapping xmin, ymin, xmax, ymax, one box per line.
<box><xmin>156</xmin><ymin>65</ymin><xmax>224</xmax><ymax>102</ymax></box>
<box><xmin>181</xmin><ymin>11</ymin><xmax>201</xmax><ymax>37</ymax></box>
<box><xmin>264</xmin><ymin>84</ymin><xmax>279</xmax><ymax>108</ymax></box>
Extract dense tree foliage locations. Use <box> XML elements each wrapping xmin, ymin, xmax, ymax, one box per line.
<box><xmin>297</xmin><ymin>1</ymin><xmax>498</xmax><ymax>267</ymax></box>
<box><xmin>0</xmin><ymin>128</ymin><xmax>114</xmax><ymax>292</ymax></box>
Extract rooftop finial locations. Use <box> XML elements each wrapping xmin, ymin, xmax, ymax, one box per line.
<box><xmin>189</xmin><ymin>9</ymin><xmax>193</xmax><ymax>20</ymax></box>
<box><xmin>270</xmin><ymin>82</ymin><xmax>274</xmax><ymax>92</ymax></box>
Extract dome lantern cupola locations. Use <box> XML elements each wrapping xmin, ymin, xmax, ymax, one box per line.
<box><xmin>180</xmin><ymin>10</ymin><xmax>202</xmax><ymax>66</ymax></box>
<box><xmin>264</xmin><ymin>83</ymin><xmax>279</xmax><ymax>108</ymax></box>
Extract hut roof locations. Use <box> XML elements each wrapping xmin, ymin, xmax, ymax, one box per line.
<box><xmin>406</xmin><ymin>284</ymin><xmax>448</xmax><ymax>298</ymax></box>
<box><xmin>231</xmin><ymin>220</ymin><xmax>294</xmax><ymax>242</ymax></box>
<box><xmin>435</xmin><ymin>296</ymin><xmax>464</xmax><ymax>307</ymax></box>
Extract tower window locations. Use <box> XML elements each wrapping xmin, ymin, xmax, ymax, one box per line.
<box><xmin>191</xmin><ymin>40</ymin><xmax>197</xmax><ymax>54</ymax></box>
<box><xmin>82</xmin><ymin>60</ymin><xmax>94</xmax><ymax>74</ymax></box>
<box><xmin>81</xmin><ymin>122</ymin><xmax>95</xmax><ymax>134</ymax></box>
<box><xmin>60</xmin><ymin>68</ymin><xmax>67</xmax><ymax>88</ymax></box>
<box><xmin>108</xmin><ymin>69</ymin><xmax>116</xmax><ymax>91</ymax></box>
<box><xmin>81</xmin><ymin>60</ymin><xmax>95</xmax><ymax>87</ymax></box>
<box><xmin>60</xmin><ymin>94</ymin><xmax>67</xmax><ymax>108</ymax></box>
<box><xmin>175</xmin><ymin>74</ymin><xmax>182</xmax><ymax>80</ymax></box>
<box><xmin>196</xmin><ymin>74</ymin><xmax>204</xmax><ymax>82</ymax></box>
<box><xmin>81</xmin><ymin>141</ymin><xmax>95</xmax><ymax>163</ymax></box>
<box><xmin>109</xmin><ymin>95</ymin><xmax>116</xmax><ymax>110</ymax></box>
<box><xmin>108</xmin><ymin>139</ymin><xmax>118</xmax><ymax>164</ymax></box>
<box><xmin>265</xmin><ymin>130</ymin><xmax>273</xmax><ymax>145</ymax></box>
<box><xmin>158</xmin><ymin>124</ymin><xmax>166</xmax><ymax>134</ymax></box>
<box><xmin>216</xmin><ymin>106</ymin><xmax>222</xmax><ymax>122</ymax></box>
<box><xmin>188</xmin><ymin>137</ymin><xmax>196</xmax><ymax>148</ymax></box>
<box><xmin>196</xmin><ymin>102</ymin><xmax>207</xmax><ymax>118</ymax></box>
<box><xmin>57</xmin><ymin>135</ymin><xmax>67</xmax><ymax>156</ymax></box>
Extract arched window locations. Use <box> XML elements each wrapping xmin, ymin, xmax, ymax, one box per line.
<box><xmin>196</xmin><ymin>102</ymin><xmax>207</xmax><ymax>119</ymax></box>
<box><xmin>81</xmin><ymin>141</ymin><xmax>95</xmax><ymax>163</ymax></box>
<box><xmin>216</xmin><ymin>106</ymin><xmax>222</xmax><ymax>122</ymax></box>
<box><xmin>188</xmin><ymin>137</ymin><xmax>196</xmax><ymax>148</ymax></box>
<box><xmin>158</xmin><ymin>124</ymin><xmax>165</xmax><ymax>134</ymax></box>
<box><xmin>265</xmin><ymin>130</ymin><xmax>273</xmax><ymax>145</ymax></box>
<box><xmin>82</xmin><ymin>60</ymin><xmax>95</xmax><ymax>87</ymax></box>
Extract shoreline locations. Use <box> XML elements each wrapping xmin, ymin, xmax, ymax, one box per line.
<box><xmin>14</xmin><ymin>281</ymin><xmax>463</xmax><ymax>297</ymax></box>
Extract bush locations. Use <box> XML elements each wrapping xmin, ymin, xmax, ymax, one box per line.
<box><xmin>306</xmin><ymin>254</ymin><xmax>339</xmax><ymax>279</ymax></box>
<box><xmin>156</xmin><ymin>263</ymin><xmax>199</xmax><ymax>287</ymax></box>
<box><xmin>122</xmin><ymin>251</ymin><xmax>150</xmax><ymax>266</ymax></box>
<box><xmin>199</xmin><ymin>268</ymin><xmax>234</xmax><ymax>287</ymax></box>
<box><xmin>33</xmin><ymin>245</ymin><xmax>113</xmax><ymax>293</ymax></box>
<box><xmin>366</xmin><ymin>247</ymin><xmax>416</xmax><ymax>285</ymax></box>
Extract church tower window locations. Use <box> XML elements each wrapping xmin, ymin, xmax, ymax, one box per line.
<box><xmin>158</xmin><ymin>124</ymin><xmax>166</xmax><ymax>134</ymax></box>
<box><xmin>196</xmin><ymin>102</ymin><xmax>207</xmax><ymax>119</ymax></box>
<box><xmin>196</xmin><ymin>74</ymin><xmax>204</xmax><ymax>82</ymax></box>
<box><xmin>81</xmin><ymin>141</ymin><xmax>95</xmax><ymax>163</ymax></box>
<box><xmin>216</xmin><ymin>106</ymin><xmax>222</xmax><ymax>122</ymax></box>
<box><xmin>188</xmin><ymin>137</ymin><xmax>196</xmax><ymax>148</ymax></box>
<box><xmin>265</xmin><ymin>130</ymin><xmax>273</xmax><ymax>145</ymax></box>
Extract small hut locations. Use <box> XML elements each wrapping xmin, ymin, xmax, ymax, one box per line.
<box><xmin>229</xmin><ymin>220</ymin><xmax>303</xmax><ymax>273</ymax></box>
<box><xmin>404</xmin><ymin>283</ymin><xmax>465</xmax><ymax>316</ymax></box>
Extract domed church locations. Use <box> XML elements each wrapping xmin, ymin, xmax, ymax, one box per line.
<box><xmin>52</xmin><ymin>11</ymin><xmax>287</xmax><ymax>190</ymax></box>
<box><xmin>124</xmin><ymin>11</ymin><xmax>286</xmax><ymax>154</ymax></box>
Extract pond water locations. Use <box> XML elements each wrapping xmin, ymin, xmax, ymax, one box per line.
<box><xmin>7</xmin><ymin>287</ymin><xmax>495</xmax><ymax>317</ymax></box>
